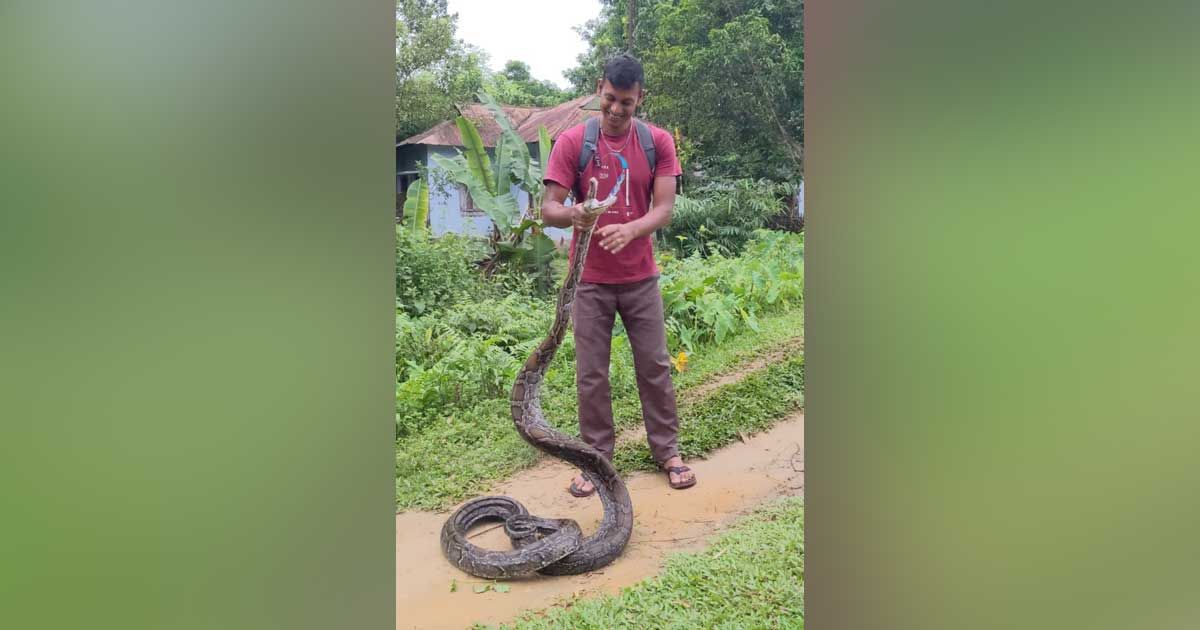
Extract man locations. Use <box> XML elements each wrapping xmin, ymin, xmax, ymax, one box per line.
<box><xmin>541</xmin><ymin>53</ymin><xmax>697</xmax><ymax>496</ymax></box>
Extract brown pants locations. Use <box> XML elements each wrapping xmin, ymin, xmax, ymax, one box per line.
<box><xmin>573</xmin><ymin>276</ymin><xmax>680</xmax><ymax>466</ymax></box>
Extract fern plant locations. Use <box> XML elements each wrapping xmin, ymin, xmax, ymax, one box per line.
<box><xmin>658</xmin><ymin>179</ymin><xmax>785</xmax><ymax>258</ymax></box>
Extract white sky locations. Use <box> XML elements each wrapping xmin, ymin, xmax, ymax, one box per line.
<box><xmin>445</xmin><ymin>0</ymin><xmax>602</xmax><ymax>89</ymax></box>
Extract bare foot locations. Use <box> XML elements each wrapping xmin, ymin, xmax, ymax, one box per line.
<box><xmin>662</xmin><ymin>455</ymin><xmax>697</xmax><ymax>489</ymax></box>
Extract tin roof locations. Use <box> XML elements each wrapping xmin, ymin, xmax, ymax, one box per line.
<box><xmin>397</xmin><ymin>94</ymin><xmax>600</xmax><ymax>147</ymax></box>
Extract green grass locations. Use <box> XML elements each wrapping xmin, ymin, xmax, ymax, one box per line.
<box><xmin>395</xmin><ymin>308</ymin><xmax>804</xmax><ymax>511</ymax></box>
<box><xmin>613</xmin><ymin>355</ymin><xmax>805</xmax><ymax>472</ymax></box>
<box><xmin>669</xmin><ymin>310</ymin><xmax>803</xmax><ymax>394</ymax></box>
<box><xmin>491</xmin><ymin>497</ymin><xmax>805</xmax><ymax>630</ymax></box>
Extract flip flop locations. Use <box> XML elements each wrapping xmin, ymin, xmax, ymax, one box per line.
<box><xmin>568</xmin><ymin>479</ymin><xmax>596</xmax><ymax>498</ymax></box>
<box><xmin>664</xmin><ymin>465</ymin><xmax>697</xmax><ymax>490</ymax></box>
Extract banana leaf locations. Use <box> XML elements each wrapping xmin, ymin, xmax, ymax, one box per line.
<box><xmin>528</xmin><ymin>231</ymin><xmax>557</xmax><ymax>266</ymax></box>
<box><xmin>402</xmin><ymin>178</ymin><xmax>429</xmax><ymax>234</ymax></box>
<box><xmin>479</xmin><ymin>92</ymin><xmax>516</xmax><ymax>133</ymax></box>
<box><xmin>493</xmin><ymin>132</ymin><xmax>508</xmax><ymax>190</ymax></box>
<box><xmin>455</xmin><ymin>116</ymin><xmax>495</xmax><ymax>196</ymax></box>
<box><xmin>521</xmin><ymin>125</ymin><xmax>552</xmax><ymax>198</ymax></box>
<box><xmin>538</xmin><ymin>126</ymin><xmax>552</xmax><ymax>177</ymax></box>
<box><xmin>479</xmin><ymin>92</ymin><xmax>532</xmax><ymax>191</ymax></box>
<box><xmin>472</xmin><ymin>186</ymin><xmax>521</xmax><ymax>235</ymax></box>
<box><xmin>430</xmin><ymin>152</ymin><xmax>520</xmax><ymax>234</ymax></box>
<box><xmin>495</xmin><ymin>232</ymin><xmax>556</xmax><ymax>273</ymax></box>
<box><xmin>512</xmin><ymin>218</ymin><xmax>541</xmax><ymax>237</ymax></box>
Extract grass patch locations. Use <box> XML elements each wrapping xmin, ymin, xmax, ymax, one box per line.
<box><xmin>492</xmin><ymin>497</ymin><xmax>805</xmax><ymax>630</ymax></box>
<box><xmin>669</xmin><ymin>308</ymin><xmax>802</xmax><ymax>394</ymax></box>
<box><xmin>395</xmin><ymin>308</ymin><xmax>804</xmax><ymax>511</ymax></box>
<box><xmin>396</xmin><ymin>230</ymin><xmax>802</xmax><ymax>438</ymax></box>
<box><xmin>613</xmin><ymin>355</ymin><xmax>805</xmax><ymax>472</ymax></box>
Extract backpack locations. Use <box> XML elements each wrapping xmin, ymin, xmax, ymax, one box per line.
<box><xmin>576</xmin><ymin>116</ymin><xmax>657</xmax><ymax>181</ymax></box>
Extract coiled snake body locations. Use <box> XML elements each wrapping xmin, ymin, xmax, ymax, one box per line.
<box><xmin>440</xmin><ymin>177</ymin><xmax>633</xmax><ymax>579</ymax></box>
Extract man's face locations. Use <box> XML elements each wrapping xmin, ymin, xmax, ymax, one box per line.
<box><xmin>596</xmin><ymin>79</ymin><xmax>644</xmax><ymax>132</ymax></box>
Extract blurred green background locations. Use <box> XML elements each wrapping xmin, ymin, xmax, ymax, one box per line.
<box><xmin>1</xmin><ymin>2</ymin><xmax>395</xmax><ymax>629</ymax></box>
<box><xmin>807</xmin><ymin>1</ymin><xmax>1199</xmax><ymax>629</ymax></box>
<box><xmin>5</xmin><ymin>0</ymin><xmax>1200</xmax><ymax>628</ymax></box>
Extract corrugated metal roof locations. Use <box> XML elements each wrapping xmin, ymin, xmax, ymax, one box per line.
<box><xmin>397</xmin><ymin>94</ymin><xmax>599</xmax><ymax>147</ymax></box>
<box><xmin>516</xmin><ymin>94</ymin><xmax>598</xmax><ymax>142</ymax></box>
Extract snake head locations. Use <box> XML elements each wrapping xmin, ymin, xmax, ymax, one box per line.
<box><xmin>580</xmin><ymin>177</ymin><xmax>616</xmax><ymax>217</ymax></box>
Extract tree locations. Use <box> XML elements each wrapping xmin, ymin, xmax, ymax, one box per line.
<box><xmin>484</xmin><ymin>61</ymin><xmax>571</xmax><ymax>107</ymax></box>
<box><xmin>564</xmin><ymin>0</ymin><xmax>804</xmax><ymax>181</ymax></box>
<box><xmin>564</xmin><ymin>14</ymin><xmax>622</xmax><ymax>95</ymax></box>
<box><xmin>647</xmin><ymin>3</ymin><xmax>803</xmax><ymax>180</ymax></box>
<box><xmin>502</xmin><ymin>60</ymin><xmax>532</xmax><ymax>83</ymax></box>
<box><xmin>395</xmin><ymin>0</ymin><xmax>487</xmax><ymax>140</ymax></box>
<box><xmin>563</xmin><ymin>0</ymin><xmax>669</xmax><ymax>94</ymax></box>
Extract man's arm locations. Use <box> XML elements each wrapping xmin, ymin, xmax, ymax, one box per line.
<box><xmin>596</xmin><ymin>175</ymin><xmax>676</xmax><ymax>254</ymax></box>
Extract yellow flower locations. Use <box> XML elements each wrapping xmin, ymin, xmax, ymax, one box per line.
<box><xmin>670</xmin><ymin>351</ymin><xmax>689</xmax><ymax>372</ymax></box>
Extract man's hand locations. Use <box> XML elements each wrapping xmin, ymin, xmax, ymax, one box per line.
<box><xmin>597</xmin><ymin>222</ymin><xmax>640</xmax><ymax>254</ymax></box>
<box><xmin>571</xmin><ymin>203</ymin><xmax>602</xmax><ymax>231</ymax></box>
<box><xmin>543</xmin><ymin>178</ymin><xmax>617</xmax><ymax>231</ymax></box>
<box><xmin>573</xmin><ymin>188</ymin><xmax>617</xmax><ymax>231</ymax></box>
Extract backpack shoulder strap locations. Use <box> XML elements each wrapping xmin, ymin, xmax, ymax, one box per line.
<box><xmin>578</xmin><ymin>117</ymin><xmax>600</xmax><ymax>177</ymax></box>
<box><xmin>635</xmin><ymin>119</ymin><xmax>656</xmax><ymax>177</ymax></box>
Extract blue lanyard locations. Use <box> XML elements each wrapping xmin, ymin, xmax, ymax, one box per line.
<box><xmin>610</xmin><ymin>153</ymin><xmax>629</xmax><ymax>193</ymax></box>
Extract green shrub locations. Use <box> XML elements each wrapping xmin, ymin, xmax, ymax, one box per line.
<box><xmin>395</xmin><ymin>227</ymin><xmax>488</xmax><ymax>317</ymax></box>
<box><xmin>395</xmin><ymin>336</ymin><xmax>523</xmax><ymax>437</ymax></box>
<box><xmin>441</xmin><ymin>293</ymin><xmax>554</xmax><ymax>346</ymax></box>
<box><xmin>395</xmin><ymin>313</ymin><xmax>456</xmax><ymax>379</ymax></box>
<box><xmin>659</xmin><ymin>179</ymin><xmax>785</xmax><ymax>258</ymax></box>
<box><xmin>658</xmin><ymin>229</ymin><xmax>803</xmax><ymax>352</ymax></box>
<box><xmin>394</xmin><ymin>293</ymin><xmax>561</xmax><ymax>437</ymax></box>
<box><xmin>395</xmin><ymin>294</ymin><xmax>552</xmax><ymax>378</ymax></box>
<box><xmin>394</xmin><ymin>229</ymin><xmax>803</xmax><ymax>439</ymax></box>
<box><xmin>395</xmin><ymin>308</ymin><xmax>805</xmax><ymax>509</ymax></box>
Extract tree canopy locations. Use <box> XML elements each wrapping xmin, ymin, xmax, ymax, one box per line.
<box><xmin>565</xmin><ymin>0</ymin><xmax>804</xmax><ymax>181</ymax></box>
<box><xmin>397</xmin><ymin>0</ymin><xmax>804</xmax><ymax>182</ymax></box>
<box><xmin>395</xmin><ymin>0</ymin><xmax>486</xmax><ymax>141</ymax></box>
<box><xmin>484</xmin><ymin>60</ymin><xmax>571</xmax><ymax>108</ymax></box>
<box><xmin>397</xmin><ymin>1</ymin><xmax>571</xmax><ymax>140</ymax></box>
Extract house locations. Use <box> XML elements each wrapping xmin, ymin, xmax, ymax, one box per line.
<box><xmin>396</xmin><ymin>94</ymin><xmax>604</xmax><ymax>245</ymax></box>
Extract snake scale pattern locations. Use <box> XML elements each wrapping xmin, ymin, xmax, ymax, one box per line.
<box><xmin>440</xmin><ymin>177</ymin><xmax>634</xmax><ymax>579</ymax></box>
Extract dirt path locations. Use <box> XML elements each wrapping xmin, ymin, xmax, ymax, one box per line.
<box><xmin>396</xmin><ymin>410</ymin><xmax>804</xmax><ymax>630</ymax></box>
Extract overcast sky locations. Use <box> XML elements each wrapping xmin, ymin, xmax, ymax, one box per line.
<box><xmin>445</xmin><ymin>0</ymin><xmax>602</xmax><ymax>89</ymax></box>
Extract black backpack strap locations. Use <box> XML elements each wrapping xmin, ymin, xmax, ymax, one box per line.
<box><xmin>634</xmin><ymin>119</ymin><xmax>656</xmax><ymax>177</ymax></box>
<box><xmin>578</xmin><ymin>117</ymin><xmax>600</xmax><ymax>181</ymax></box>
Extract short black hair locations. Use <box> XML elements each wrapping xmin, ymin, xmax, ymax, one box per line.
<box><xmin>602</xmin><ymin>53</ymin><xmax>644</xmax><ymax>90</ymax></box>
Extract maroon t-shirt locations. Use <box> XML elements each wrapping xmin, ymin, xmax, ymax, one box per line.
<box><xmin>544</xmin><ymin>118</ymin><xmax>682</xmax><ymax>285</ymax></box>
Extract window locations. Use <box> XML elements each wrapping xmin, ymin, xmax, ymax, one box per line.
<box><xmin>397</xmin><ymin>171</ymin><xmax>419</xmax><ymax>195</ymax></box>
<box><xmin>459</xmin><ymin>184</ymin><xmax>485</xmax><ymax>216</ymax></box>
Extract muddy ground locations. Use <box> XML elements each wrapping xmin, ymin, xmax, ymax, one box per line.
<box><xmin>396</xmin><ymin>410</ymin><xmax>804</xmax><ymax>630</ymax></box>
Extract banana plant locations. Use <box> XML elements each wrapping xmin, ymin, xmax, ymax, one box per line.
<box><xmin>477</xmin><ymin>92</ymin><xmax>549</xmax><ymax>212</ymax></box>
<box><xmin>431</xmin><ymin>117</ymin><xmax>521</xmax><ymax>235</ymax></box>
<box><xmin>427</xmin><ymin>92</ymin><xmax>559</xmax><ymax>291</ymax></box>
<box><xmin>474</xmin><ymin>92</ymin><xmax>557</xmax><ymax>290</ymax></box>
